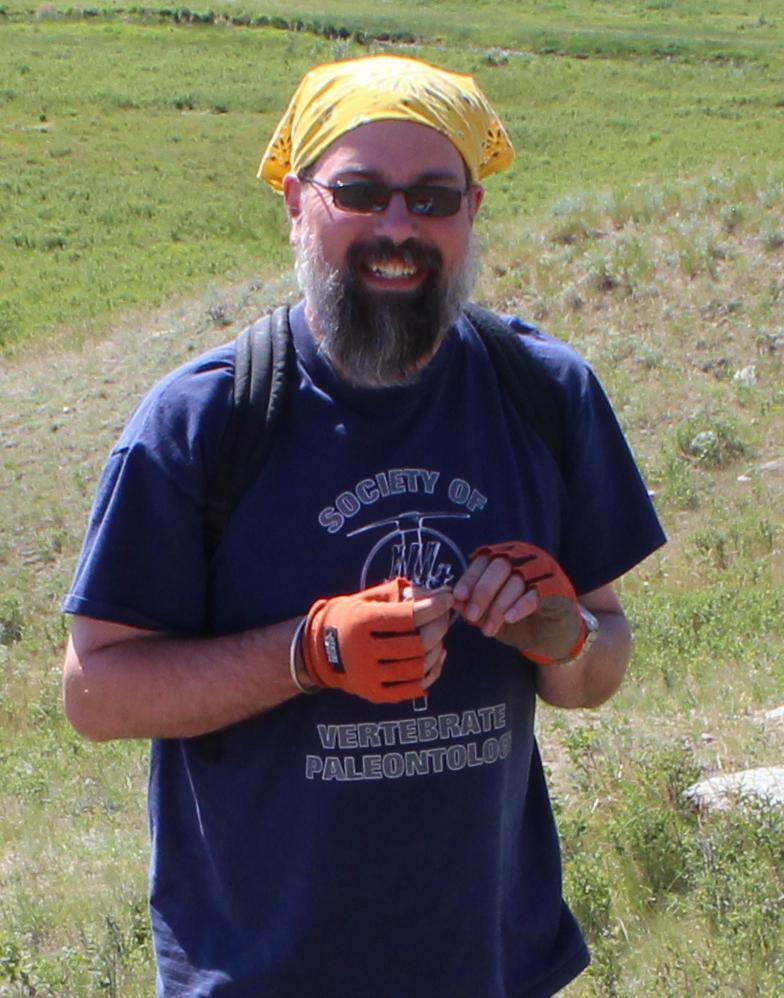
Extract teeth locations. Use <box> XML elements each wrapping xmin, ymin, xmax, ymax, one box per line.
<box><xmin>367</xmin><ymin>259</ymin><xmax>418</xmax><ymax>279</ymax></box>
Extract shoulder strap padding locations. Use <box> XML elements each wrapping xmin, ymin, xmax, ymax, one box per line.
<box><xmin>204</xmin><ymin>304</ymin><xmax>294</xmax><ymax>558</ymax></box>
<box><xmin>463</xmin><ymin>302</ymin><xmax>566</xmax><ymax>477</ymax></box>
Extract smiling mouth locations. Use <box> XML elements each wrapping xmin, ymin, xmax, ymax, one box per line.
<box><xmin>365</xmin><ymin>258</ymin><xmax>420</xmax><ymax>280</ymax></box>
<box><xmin>349</xmin><ymin>238</ymin><xmax>442</xmax><ymax>289</ymax></box>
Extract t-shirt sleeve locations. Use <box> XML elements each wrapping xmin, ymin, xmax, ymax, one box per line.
<box><xmin>559</xmin><ymin>362</ymin><xmax>666</xmax><ymax>594</ymax></box>
<box><xmin>62</xmin><ymin>350</ymin><xmax>234</xmax><ymax>633</ymax></box>
<box><xmin>506</xmin><ymin>317</ymin><xmax>666</xmax><ymax>595</ymax></box>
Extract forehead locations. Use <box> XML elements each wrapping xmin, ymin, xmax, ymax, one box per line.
<box><xmin>310</xmin><ymin>120</ymin><xmax>467</xmax><ymax>183</ymax></box>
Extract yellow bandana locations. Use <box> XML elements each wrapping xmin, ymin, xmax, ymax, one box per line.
<box><xmin>259</xmin><ymin>54</ymin><xmax>514</xmax><ymax>191</ymax></box>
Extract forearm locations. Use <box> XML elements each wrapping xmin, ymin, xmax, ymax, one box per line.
<box><xmin>534</xmin><ymin>607</ymin><xmax>631</xmax><ymax>709</ymax></box>
<box><xmin>63</xmin><ymin>615</ymin><xmax>304</xmax><ymax>742</ymax></box>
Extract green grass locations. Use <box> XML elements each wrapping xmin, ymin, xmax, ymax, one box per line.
<box><xmin>1</xmin><ymin>2</ymin><xmax>783</xmax><ymax>994</ymax></box>
<box><xmin>1</xmin><ymin>9</ymin><xmax>784</xmax><ymax>351</ymax></box>
<box><xmin>0</xmin><ymin>19</ymin><xmax>306</xmax><ymax>351</ymax></box>
<box><xmin>4</xmin><ymin>0</ymin><xmax>784</xmax><ymax>61</ymax></box>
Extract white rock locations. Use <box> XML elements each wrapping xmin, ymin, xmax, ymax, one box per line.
<box><xmin>751</xmin><ymin>705</ymin><xmax>784</xmax><ymax>726</ymax></box>
<box><xmin>736</xmin><ymin>474</ymin><xmax>751</xmax><ymax>483</ymax></box>
<box><xmin>733</xmin><ymin>365</ymin><xmax>757</xmax><ymax>384</ymax></box>
<box><xmin>684</xmin><ymin>767</ymin><xmax>784</xmax><ymax>812</ymax></box>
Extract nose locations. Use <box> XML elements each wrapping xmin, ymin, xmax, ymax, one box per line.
<box><xmin>372</xmin><ymin>190</ymin><xmax>418</xmax><ymax>243</ymax></box>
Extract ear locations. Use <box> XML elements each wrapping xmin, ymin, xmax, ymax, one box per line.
<box><xmin>466</xmin><ymin>184</ymin><xmax>484</xmax><ymax>222</ymax></box>
<box><xmin>283</xmin><ymin>172</ymin><xmax>303</xmax><ymax>221</ymax></box>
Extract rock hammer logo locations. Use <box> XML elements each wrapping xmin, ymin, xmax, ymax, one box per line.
<box><xmin>348</xmin><ymin>510</ymin><xmax>468</xmax><ymax>591</ymax></box>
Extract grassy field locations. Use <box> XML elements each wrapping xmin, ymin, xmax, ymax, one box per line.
<box><xmin>3</xmin><ymin>0</ymin><xmax>784</xmax><ymax>58</ymax></box>
<box><xmin>2</xmin><ymin>2</ymin><xmax>784</xmax><ymax>351</ymax></box>
<box><xmin>1</xmin><ymin>1</ymin><xmax>783</xmax><ymax>994</ymax></box>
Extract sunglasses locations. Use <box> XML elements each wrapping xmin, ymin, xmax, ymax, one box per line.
<box><xmin>300</xmin><ymin>177</ymin><xmax>470</xmax><ymax>218</ymax></box>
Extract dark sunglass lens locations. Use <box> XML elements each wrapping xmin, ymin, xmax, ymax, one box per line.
<box><xmin>334</xmin><ymin>183</ymin><xmax>389</xmax><ymax>213</ymax></box>
<box><xmin>406</xmin><ymin>186</ymin><xmax>462</xmax><ymax>217</ymax></box>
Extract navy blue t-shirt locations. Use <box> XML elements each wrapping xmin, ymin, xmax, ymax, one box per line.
<box><xmin>64</xmin><ymin>305</ymin><xmax>665</xmax><ymax>997</ymax></box>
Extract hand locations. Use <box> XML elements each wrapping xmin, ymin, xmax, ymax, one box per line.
<box><xmin>454</xmin><ymin>542</ymin><xmax>585</xmax><ymax>665</ymax></box>
<box><xmin>301</xmin><ymin>578</ymin><xmax>453</xmax><ymax>703</ymax></box>
<box><xmin>403</xmin><ymin>583</ymin><xmax>453</xmax><ymax>691</ymax></box>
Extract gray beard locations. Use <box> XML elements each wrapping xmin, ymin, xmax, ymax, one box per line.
<box><xmin>295</xmin><ymin>232</ymin><xmax>479</xmax><ymax>388</ymax></box>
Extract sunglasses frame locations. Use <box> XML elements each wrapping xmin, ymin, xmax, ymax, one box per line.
<box><xmin>299</xmin><ymin>176</ymin><xmax>470</xmax><ymax>218</ymax></box>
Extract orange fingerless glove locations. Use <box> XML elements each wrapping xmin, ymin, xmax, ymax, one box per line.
<box><xmin>301</xmin><ymin>578</ymin><xmax>426</xmax><ymax>703</ymax></box>
<box><xmin>470</xmin><ymin>541</ymin><xmax>586</xmax><ymax>665</ymax></box>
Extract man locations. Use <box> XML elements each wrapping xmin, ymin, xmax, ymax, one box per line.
<box><xmin>63</xmin><ymin>55</ymin><xmax>665</xmax><ymax>997</ymax></box>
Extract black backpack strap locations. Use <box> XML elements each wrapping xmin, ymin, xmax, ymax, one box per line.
<box><xmin>463</xmin><ymin>302</ymin><xmax>566</xmax><ymax>478</ymax></box>
<box><xmin>204</xmin><ymin>304</ymin><xmax>294</xmax><ymax>560</ymax></box>
<box><xmin>196</xmin><ymin>305</ymin><xmax>293</xmax><ymax>764</ymax></box>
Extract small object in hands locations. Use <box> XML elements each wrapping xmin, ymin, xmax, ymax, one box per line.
<box><xmin>402</xmin><ymin>583</ymin><xmax>430</xmax><ymax>712</ymax></box>
<box><xmin>470</xmin><ymin>541</ymin><xmax>597</xmax><ymax>665</ymax></box>
<box><xmin>301</xmin><ymin>578</ymin><xmax>426</xmax><ymax>703</ymax></box>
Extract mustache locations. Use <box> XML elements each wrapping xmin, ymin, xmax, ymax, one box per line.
<box><xmin>346</xmin><ymin>238</ymin><xmax>443</xmax><ymax>274</ymax></box>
